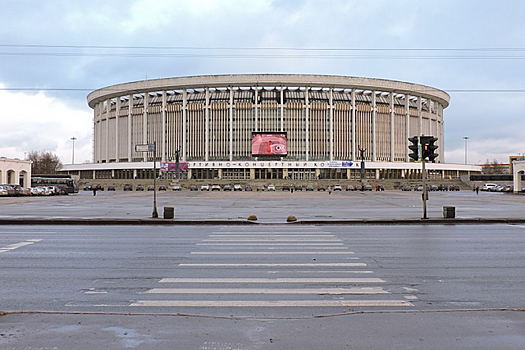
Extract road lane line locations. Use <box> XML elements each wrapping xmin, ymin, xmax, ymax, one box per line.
<box><xmin>197</xmin><ymin>243</ymin><xmax>345</xmax><ymax>246</ymax></box>
<box><xmin>209</xmin><ymin>235</ymin><xmax>336</xmax><ymax>238</ymax></box>
<box><xmin>146</xmin><ymin>287</ymin><xmax>389</xmax><ymax>295</ymax></box>
<box><xmin>178</xmin><ymin>263</ymin><xmax>366</xmax><ymax>267</ymax></box>
<box><xmin>130</xmin><ymin>300</ymin><xmax>412</xmax><ymax>307</ymax></box>
<box><xmin>203</xmin><ymin>239</ymin><xmax>342</xmax><ymax>242</ymax></box>
<box><xmin>159</xmin><ymin>278</ymin><xmax>385</xmax><ymax>283</ymax></box>
<box><xmin>0</xmin><ymin>240</ymin><xmax>41</xmax><ymax>253</ymax></box>
<box><xmin>190</xmin><ymin>251</ymin><xmax>354</xmax><ymax>255</ymax></box>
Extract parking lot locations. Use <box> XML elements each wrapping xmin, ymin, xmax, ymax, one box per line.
<box><xmin>1</xmin><ymin>186</ymin><xmax>524</xmax><ymax>223</ymax></box>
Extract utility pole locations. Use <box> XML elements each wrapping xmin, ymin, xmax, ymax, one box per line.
<box><xmin>152</xmin><ymin>141</ymin><xmax>158</xmax><ymax>218</ymax></box>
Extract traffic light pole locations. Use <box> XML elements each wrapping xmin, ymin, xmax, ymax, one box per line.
<box><xmin>422</xmin><ymin>157</ymin><xmax>428</xmax><ymax>220</ymax></box>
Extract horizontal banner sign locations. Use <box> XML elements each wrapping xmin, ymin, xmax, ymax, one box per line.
<box><xmin>185</xmin><ymin>161</ymin><xmax>357</xmax><ymax>169</ymax></box>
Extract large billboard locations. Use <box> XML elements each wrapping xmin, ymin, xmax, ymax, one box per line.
<box><xmin>252</xmin><ymin>133</ymin><xmax>288</xmax><ymax>157</ymax></box>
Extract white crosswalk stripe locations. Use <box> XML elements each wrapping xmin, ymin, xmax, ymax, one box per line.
<box><xmin>130</xmin><ymin>229</ymin><xmax>416</xmax><ymax>310</ymax></box>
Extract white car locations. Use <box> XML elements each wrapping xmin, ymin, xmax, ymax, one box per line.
<box><xmin>211</xmin><ymin>184</ymin><xmax>221</xmax><ymax>191</ymax></box>
<box><xmin>200</xmin><ymin>184</ymin><xmax>210</xmax><ymax>191</ymax></box>
<box><xmin>268</xmin><ymin>184</ymin><xmax>276</xmax><ymax>191</ymax></box>
<box><xmin>233</xmin><ymin>184</ymin><xmax>242</xmax><ymax>191</ymax></box>
<box><xmin>481</xmin><ymin>183</ymin><xmax>498</xmax><ymax>191</ymax></box>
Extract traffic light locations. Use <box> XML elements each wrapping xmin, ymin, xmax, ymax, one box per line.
<box><xmin>420</xmin><ymin>136</ymin><xmax>439</xmax><ymax>162</ymax></box>
<box><xmin>408</xmin><ymin>136</ymin><xmax>419</xmax><ymax>161</ymax></box>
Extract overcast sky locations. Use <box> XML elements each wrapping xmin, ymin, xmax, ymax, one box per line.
<box><xmin>1</xmin><ymin>0</ymin><xmax>524</xmax><ymax>165</ymax></box>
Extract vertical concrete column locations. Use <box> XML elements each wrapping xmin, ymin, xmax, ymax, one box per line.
<box><xmin>161</xmin><ymin>91</ymin><xmax>167</xmax><ymax>162</ymax></box>
<box><xmin>143</xmin><ymin>93</ymin><xmax>149</xmax><ymax>161</ymax></box>
<box><xmin>182</xmin><ymin>89</ymin><xmax>187</xmax><ymax>161</ymax></box>
<box><xmin>205</xmin><ymin>87</ymin><xmax>210</xmax><ymax>162</ymax></box>
<box><xmin>254</xmin><ymin>88</ymin><xmax>259</xmax><ymax>131</ymax></box>
<box><xmin>390</xmin><ymin>92</ymin><xmax>395</xmax><ymax>161</ymax></box>
<box><xmin>405</xmin><ymin>94</ymin><xmax>410</xmax><ymax>162</ymax></box>
<box><xmin>218</xmin><ymin>169</ymin><xmax>223</xmax><ymax>180</ymax></box>
<box><xmin>371</xmin><ymin>91</ymin><xmax>377</xmax><ymax>162</ymax></box>
<box><xmin>115</xmin><ymin>97</ymin><xmax>120</xmax><ymax>162</ymax></box>
<box><xmin>417</xmin><ymin>96</ymin><xmax>422</xmax><ymax>136</ymax></box>
<box><xmin>305</xmin><ymin>87</ymin><xmax>310</xmax><ymax>161</ymax></box>
<box><xmin>128</xmin><ymin>94</ymin><xmax>132</xmax><ymax>161</ymax></box>
<box><xmin>280</xmin><ymin>86</ymin><xmax>284</xmax><ymax>131</ymax></box>
<box><xmin>351</xmin><ymin>89</ymin><xmax>356</xmax><ymax>162</ymax></box>
<box><xmin>229</xmin><ymin>87</ymin><xmax>233</xmax><ymax>161</ymax></box>
<box><xmin>329</xmin><ymin>88</ymin><xmax>334</xmax><ymax>161</ymax></box>
<box><xmin>250</xmin><ymin>168</ymin><xmax>255</xmax><ymax>179</ymax></box>
<box><xmin>105</xmin><ymin>99</ymin><xmax>110</xmax><ymax>163</ymax></box>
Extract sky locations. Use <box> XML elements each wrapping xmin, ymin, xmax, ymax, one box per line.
<box><xmin>1</xmin><ymin>0</ymin><xmax>524</xmax><ymax>165</ymax></box>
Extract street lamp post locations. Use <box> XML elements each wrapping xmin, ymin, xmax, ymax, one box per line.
<box><xmin>70</xmin><ymin>137</ymin><xmax>77</xmax><ymax>164</ymax></box>
<box><xmin>463</xmin><ymin>137</ymin><xmax>469</xmax><ymax>164</ymax></box>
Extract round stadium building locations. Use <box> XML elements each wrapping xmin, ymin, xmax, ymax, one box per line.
<box><xmin>63</xmin><ymin>74</ymin><xmax>480</xmax><ymax>185</ymax></box>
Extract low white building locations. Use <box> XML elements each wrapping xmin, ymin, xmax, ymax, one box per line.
<box><xmin>513</xmin><ymin>160</ymin><xmax>525</xmax><ymax>193</ymax></box>
<box><xmin>0</xmin><ymin>157</ymin><xmax>31</xmax><ymax>187</ymax></box>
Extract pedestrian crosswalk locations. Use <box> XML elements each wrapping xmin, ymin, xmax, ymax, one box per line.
<box><xmin>129</xmin><ymin>227</ymin><xmax>415</xmax><ymax>313</ymax></box>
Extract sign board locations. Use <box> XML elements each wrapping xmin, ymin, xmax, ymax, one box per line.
<box><xmin>135</xmin><ymin>144</ymin><xmax>155</xmax><ymax>152</ymax></box>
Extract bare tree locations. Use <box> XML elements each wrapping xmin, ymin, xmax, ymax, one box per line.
<box><xmin>26</xmin><ymin>151</ymin><xmax>63</xmax><ymax>174</ymax></box>
<box><xmin>482</xmin><ymin>159</ymin><xmax>509</xmax><ymax>174</ymax></box>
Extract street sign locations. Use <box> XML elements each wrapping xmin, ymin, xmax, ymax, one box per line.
<box><xmin>135</xmin><ymin>144</ymin><xmax>155</xmax><ymax>152</ymax></box>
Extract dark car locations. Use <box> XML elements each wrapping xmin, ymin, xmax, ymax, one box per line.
<box><xmin>147</xmin><ymin>184</ymin><xmax>155</xmax><ymax>191</ymax></box>
<box><xmin>244</xmin><ymin>185</ymin><xmax>253</xmax><ymax>191</ymax></box>
<box><xmin>159</xmin><ymin>185</ymin><xmax>167</xmax><ymax>191</ymax></box>
<box><xmin>438</xmin><ymin>184</ymin><xmax>448</xmax><ymax>191</ymax></box>
<box><xmin>282</xmin><ymin>184</ymin><xmax>291</xmax><ymax>191</ymax></box>
<box><xmin>94</xmin><ymin>184</ymin><xmax>104</xmax><ymax>191</ymax></box>
<box><xmin>123</xmin><ymin>183</ymin><xmax>133</xmax><ymax>191</ymax></box>
<box><xmin>83</xmin><ymin>183</ymin><xmax>92</xmax><ymax>191</ymax></box>
<box><xmin>189</xmin><ymin>184</ymin><xmax>198</xmax><ymax>191</ymax></box>
<box><xmin>294</xmin><ymin>184</ymin><xmax>303</xmax><ymax>191</ymax></box>
<box><xmin>306</xmin><ymin>184</ymin><xmax>314</xmax><ymax>191</ymax></box>
<box><xmin>401</xmin><ymin>184</ymin><xmax>412</xmax><ymax>191</ymax></box>
<box><xmin>449</xmin><ymin>184</ymin><xmax>460</xmax><ymax>191</ymax></box>
<box><xmin>317</xmin><ymin>185</ymin><xmax>326</xmax><ymax>191</ymax></box>
<box><xmin>107</xmin><ymin>185</ymin><xmax>116</xmax><ymax>191</ymax></box>
<box><xmin>136</xmin><ymin>184</ymin><xmax>144</xmax><ymax>191</ymax></box>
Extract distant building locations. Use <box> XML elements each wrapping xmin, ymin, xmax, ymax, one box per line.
<box><xmin>62</xmin><ymin>74</ymin><xmax>480</xmax><ymax>181</ymax></box>
<box><xmin>0</xmin><ymin>157</ymin><xmax>31</xmax><ymax>187</ymax></box>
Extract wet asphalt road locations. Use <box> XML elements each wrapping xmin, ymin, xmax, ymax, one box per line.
<box><xmin>1</xmin><ymin>223</ymin><xmax>525</xmax><ymax>349</ymax></box>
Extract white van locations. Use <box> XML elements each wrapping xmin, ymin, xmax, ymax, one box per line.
<box><xmin>481</xmin><ymin>183</ymin><xmax>498</xmax><ymax>191</ymax></box>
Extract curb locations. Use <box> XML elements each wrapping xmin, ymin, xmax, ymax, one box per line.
<box><xmin>0</xmin><ymin>218</ymin><xmax>524</xmax><ymax>226</ymax></box>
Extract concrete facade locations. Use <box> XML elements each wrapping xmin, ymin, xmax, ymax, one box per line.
<box><xmin>0</xmin><ymin>157</ymin><xmax>31</xmax><ymax>187</ymax></box>
<box><xmin>513</xmin><ymin>160</ymin><xmax>525</xmax><ymax>193</ymax></box>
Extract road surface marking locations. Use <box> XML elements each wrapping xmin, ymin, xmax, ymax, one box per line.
<box><xmin>209</xmin><ymin>235</ymin><xmax>336</xmax><ymax>238</ymax></box>
<box><xmin>404</xmin><ymin>295</ymin><xmax>418</xmax><ymax>300</ymax></box>
<box><xmin>197</xmin><ymin>243</ymin><xmax>345</xmax><ymax>246</ymax></box>
<box><xmin>203</xmin><ymin>239</ymin><xmax>342</xmax><ymax>242</ymax></box>
<box><xmin>146</xmin><ymin>287</ymin><xmax>388</xmax><ymax>294</ymax></box>
<box><xmin>131</xmin><ymin>300</ymin><xmax>412</xmax><ymax>307</ymax></box>
<box><xmin>159</xmin><ymin>278</ymin><xmax>385</xmax><ymax>283</ymax></box>
<box><xmin>190</xmin><ymin>251</ymin><xmax>354</xmax><ymax>255</ymax></box>
<box><xmin>178</xmin><ymin>263</ymin><xmax>366</xmax><ymax>267</ymax></box>
<box><xmin>0</xmin><ymin>240</ymin><xmax>42</xmax><ymax>253</ymax></box>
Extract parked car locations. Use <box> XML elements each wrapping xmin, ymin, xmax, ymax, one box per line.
<box><xmin>429</xmin><ymin>184</ymin><xmax>439</xmax><ymax>191</ymax></box>
<box><xmin>438</xmin><ymin>184</ymin><xmax>448</xmax><ymax>191</ymax></box>
<box><xmin>401</xmin><ymin>184</ymin><xmax>412</xmax><ymax>191</ymax></box>
<box><xmin>482</xmin><ymin>183</ymin><xmax>498</xmax><ymax>191</ymax></box>
<box><xmin>135</xmin><ymin>184</ymin><xmax>144</xmax><ymax>191</ymax></box>
<box><xmin>159</xmin><ymin>185</ymin><xmax>167</xmax><ymax>191</ymax></box>
<box><xmin>0</xmin><ymin>186</ymin><xmax>8</xmax><ymax>196</ymax></box>
<box><xmin>147</xmin><ymin>184</ymin><xmax>155</xmax><ymax>191</ymax></box>
<box><xmin>83</xmin><ymin>183</ymin><xmax>92</xmax><ymax>191</ymax></box>
<box><xmin>233</xmin><ymin>184</ymin><xmax>242</xmax><ymax>191</ymax></box>
<box><xmin>211</xmin><ymin>184</ymin><xmax>221</xmax><ymax>191</ymax></box>
<box><xmin>363</xmin><ymin>184</ymin><xmax>372</xmax><ymax>191</ymax></box>
<box><xmin>294</xmin><ymin>184</ymin><xmax>303</xmax><ymax>191</ymax></box>
<box><xmin>317</xmin><ymin>185</ymin><xmax>327</xmax><ymax>191</ymax></box>
<box><xmin>94</xmin><ymin>184</ymin><xmax>104</xmax><ymax>191</ymax></box>
<box><xmin>502</xmin><ymin>185</ymin><xmax>513</xmax><ymax>192</ymax></box>
<box><xmin>346</xmin><ymin>184</ymin><xmax>355</xmax><ymax>191</ymax></box>
<box><xmin>281</xmin><ymin>184</ymin><xmax>291</xmax><ymax>191</ymax></box>
<box><xmin>306</xmin><ymin>184</ymin><xmax>314</xmax><ymax>191</ymax></box>
<box><xmin>244</xmin><ymin>185</ymin><xmax>253</xmax><ymax>191</ymax></box>
<box><xmin>201</xmin><ymin>184</ymin><xmax>210</xmax><ymax>191</ymax></box>
<box><xmin>123</xmin><ymin>183</ymin><xmax>133</xmax><ymax>191</ymax></box>
<box><xmin>189</xmin><ymin>184</ymin><xmax>198</xmax><ymax>191</ymax></box>
<box><xmin>267</xmin><ymin>184</ymin><xmax>276</xmax><ymax>191</ymax></box>
<box><xmin>449</xmin><ymin>184</ymin><xmax>460</xmax><ymax>191</ymax></box>
<box><xmin>107</xmin><ymin>185</ymin><xmax>116</xmax><ymax>191</ymax></box>
<box><xmin>172</xmin><ymin>184</ymin><xmax>181</xmax><ymax>191</ymax></box>
<box><xmin>257</xmin><ymin>184</ymin><xmax>265</xmax><ymax>191</ymax></box>
<box><xmin>223</xmin><ymin>184</ymin><xmax>232</xmax><ymax>191</ymax></box>
<box><xmin>414</xmin><ymin>184</ymin><xmax>423</xmax><ymax>191</ymax></box>
<box><xmin>333</xmin><ymin>184</ymin><xmax>342</xmax><ymax>191</ymax></box>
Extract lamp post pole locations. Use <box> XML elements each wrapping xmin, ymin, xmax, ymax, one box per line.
<box><xmin>463</xmin><ymin>136</ymin><xmax>469</xmax><ymax>165</ymax></box>
<box><xmin>70</xmin><ymin>137</ymin><xmax>77</xmax><ymax>164</ymax></box>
